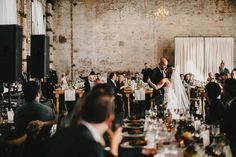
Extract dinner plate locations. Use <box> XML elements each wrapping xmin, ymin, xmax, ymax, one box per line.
<box><xmin>120</xmin><ymin>141</ymin><xmax>147</xmax><ymax>149</ymax></box>
<box><xmin>123</xmin><ymin>118</ymin><xmax>145</xmax><ymax>122</ymax></box>
<box><xmin>122</xmin><ymin>124</ymin><xmax>144</xmax><ymax>129</ymax></box>
<box><xmin>122</xmin><ymin>132</ymin><xmax>145</xmax><ymax>138</ymax></box>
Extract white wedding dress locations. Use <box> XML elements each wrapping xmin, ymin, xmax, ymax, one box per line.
<box><xmin>163</xmin><ymin>87</ymin><xmax>179</xmax><ymax>111</ymax></box>
<box><xmin>163</xmin><ymin>69</ymin><xmax>190</xmax><ymax>113</ymax></box>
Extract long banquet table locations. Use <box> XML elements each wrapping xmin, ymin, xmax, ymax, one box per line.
<box><xmin>53</xmin><ymin>89</ymin><xmax>84</xmax><ymax>113</ymax></box>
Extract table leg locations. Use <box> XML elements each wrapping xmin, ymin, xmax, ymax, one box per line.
<box><xmin>150</xmin><ymin>93</ymin><xmax>153</xmax><ymax>109</ymax></box>
<box><xmin>55</xmin><ymin>94</ymin><xmax>59</xmax><ymax>113</ymax></box>
<box><xmin>126</xmin><ymin>93</ymin><xmax>131</xmax><ymax>117</ymax></box>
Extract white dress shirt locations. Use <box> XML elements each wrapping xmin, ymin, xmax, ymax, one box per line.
<box><xmin>80</xmin><ymin>120</ymin><xmax>102</xmax><ymax>143</ymax></box>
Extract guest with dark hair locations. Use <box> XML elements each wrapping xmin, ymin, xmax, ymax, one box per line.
<box><xmin>221</xmin><ymin>78</ymin><xmax>236</xmax><ymax>156</ymax></box>
<box><xmin>107</xmin><ymin>73</ymin><xmax>123</xmax><ymax>112</ymax></box>
<box><xmin>14</xmin><ymin>81</ymin><xmax>55</xmax><ymax>138</ymax></box>
<box><xmin>141</xmin><ymin>63</ymin><xmax>152</xmax><ymax>82</ymax></box>
<box><xmin>48</xmin><ymin>92</ymin><xmax>122</xmax><ymax>157</ymax></box>
<box><xmin>204</xmin><ymin>82</ymin><xmax>224</xmax><ymax>124</ymax></box>
<box><xmin>84</xmin><ymin>72</ymin><xmax>96</xmax><ymax>94</ymax></box>
<box><xmin>70</xmin><ymin>83</ymin><xmax>115</xmax><ymax>127</ymax></box>
<box><xmin>231</xmin><ymin>69</ymin><xmax>236</xmax><ymax>80</ymax></box>
<box><xmin>219</xmin><ymin>60</ymin><xmax>229</xmax><ymax>75</ymax></box>
<box><xmin>131</xmin><ymin>72</ymin><xmax>141</xmax><ymax>81</ymax></box>
<box><xmin>180</xmin><ymin>74</ymin><xmax>184</xmax><ymax>82</ymax></box>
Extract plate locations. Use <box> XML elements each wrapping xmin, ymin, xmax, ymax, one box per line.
<box><xmin>120</xmin><ymin>141</ymin><xmax>147</xmax><ymax>149</ymax></box>
<box><xmin>124</xmin><ymin>118</ymin><xmax>145</xmax><ymax>122</ymax></box>
<box><xmin>122</xmin><ymin>124</ymin><xmax>144</xmax><ymax>129</ymax></box>
<box><xmin>122</xmin><ymin>132</ymin><xmax>145</xmax><ymax>138</ymax></box>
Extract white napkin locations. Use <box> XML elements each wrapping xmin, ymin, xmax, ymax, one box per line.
<box><xmin>64</xmin><ymin>90</ymin><xmax>76</xmax><ymax>101</ymax></box>
<box><xmin>201</xmin><ymin>130</ymin><xmax>210</xmax><ymax>147</ymax></box>
<box><xmin>134</xmin><ymin>88</ymin><xmax>145</xmax><ymax>101</ymax></box>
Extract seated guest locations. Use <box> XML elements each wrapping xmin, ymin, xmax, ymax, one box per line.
<box><xmin>204</xmin><ymin>82</ymin><xmax>224</xmax><ymax>124</ymax></box>
<box><xmin>131</xmin><ymin>72</ymin><xmax>142</xmax><ymax>81</ymax></box>
<box><xmin>221</xmin><ymin>78</ymin><xmax>236</xmax><ymax>156</ymax></box>
<box><xmin>189</xmin><ymin>73</ymin><xmax>196</xmax><ymax>85</ymax></box>
<box><xmin>48</xmin><ymin>92</ymin><xmax>122</xmax><ymax>157</ymax></box>
<box><xmin>14</xmin><ymin>81</ymin><xmax>55</xmax><ymax>138</ymax></box>
<box><xmin>141</xmin><ymin>63</ymin><xmax>152</xmax><ymax>82</ymax></box>
<box><xmin>231</xmin><ymin>69</ymin><xmax>236</xmax><ymax>79</ymax></box>
<box><xmin>219</xmin><ymin>60</ymin><xmax>229</xmax><ymax>75</ymax></box>
<box><xmin>222</xmin><ymin>73</ymin><xmax>231</xmax><ymax>84</ymax></box>
<box><xmin>207</xmin><ymin>72</ymin><xmax>216</xmax><ymax>82</ymax></box>
<box><xmin>183</xmin><ymin>73</ymin><xmax>191</xmax><ymax>87</ymax></box>
<box><xmin>215</xmin><ymin>73</ymin><xmax>222</xmax><ymax>83</ymax></box>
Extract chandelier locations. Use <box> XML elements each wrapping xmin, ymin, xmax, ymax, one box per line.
<box><xmin>154</xmin><ymin>0</ymin><xmax>169</xmax><ymax>19</ymax></box>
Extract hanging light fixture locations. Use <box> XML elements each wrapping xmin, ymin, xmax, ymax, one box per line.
<box><xmin>154</xmin><ymin>0</ymin><xmax>169</xmax><ymax>19</ymax></box>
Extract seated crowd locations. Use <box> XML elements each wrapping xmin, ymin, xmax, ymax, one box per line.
<box><xmin>1</xmin><ymin>60</ymin><xmax>236</xmax><ymax>157</ymax></box>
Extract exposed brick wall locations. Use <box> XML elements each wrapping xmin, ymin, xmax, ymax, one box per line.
<box><xmin>53</xmin><ymin>0</ymin><xmax>236</xmax><ymax>77</ymax></box>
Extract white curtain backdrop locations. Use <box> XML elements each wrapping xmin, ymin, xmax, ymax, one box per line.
<box><xmin>205</xmin><ymin>37</ymin><xmax>234</xmax><ymax>77</ymax></box>
<box><xmin>175</xmin><ymin>37</ymin><xmax>205</xmax><ymax>81</ymax></box>
<box><xmin>0</xmin><ymin>0</ymin><xmax>17</xmax><ymax>24</ymax></box>
<box><xmin>32</xmin><ymin>0</ymin><xmax>46</xmax><ymax>34</ymax></box>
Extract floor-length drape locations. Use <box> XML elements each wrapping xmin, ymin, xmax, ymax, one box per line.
<box><xmin>204</xmin><ymin>37</ymin><xmax>234</xmax><ymax>77</ymax></box>
<box><xmin>0</xmin><ymin>0</ymin><xmax>17</xmax><ymax>24</ymax></box>
<box><xmin>175</xmin><ymin>37</ymin><xmax>205</xmax><ymax>81</ymax></box>
<box><xmin>32</xmin><ymin>0</ymin><xmax>46</xmax><ymax>34</ymax></box>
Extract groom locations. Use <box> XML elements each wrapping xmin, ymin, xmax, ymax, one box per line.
<box><xmin>148</xmin><ymin>57</ymin><xmax>168</xmax><ymax>106</ymax></box>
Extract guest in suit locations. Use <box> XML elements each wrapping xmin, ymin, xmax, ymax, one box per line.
<box><xmin>44</xmin><ymin>63</ymin><xmax>58</xmax><ymax>98</ymax></box>
<box><xmin>219</xmin><ymin>60</ymin><xmax>229</xmax><ymax>75</ymax></box>
<box><xmin>204</xmin><ymin>82</ymin><xmax>225</xmax><ymax>125</ymax></box>
<box><xmin>148</xmin><ymin>57</ymin><xmax>168</xmax><ymax>106</ymax></box>
<box><xmin>84</xmin><ymin>72</ymin><xmax>96</xmax><ymax>94</ymax></box>
<box><xmin>141</xmin><ymin>63</ymin><xmax>152</xmax><ymax>82</ymax></box>
<box><xmin>14</xmin><ymin>81</ymin><xmax>55</xmax><ymax>138</ymax></box>
<box><xmin>231</xmin><ymin>69</ymin><xmax>236</xmax><ymax>80</ymax></box>
<box><xmin>107</xmin><ymin>73</ymin><xmax>123</xmax><ymax>112</ymax></box>
<box><xmin>48</xmin><ymin>91</ymin><xmax>122</xmax><ymax>157</ymax></box>
<box><xmin>18</xmin><ymin>63</ymin><xmax>28</xmax><ymax>88</ymax></box>
<box><xmin>131</xmin><ymin>72</ymin><xmax>142</xmax><ymax>81</ymax></box>
<box><xmin>221</xmin><ymin>78</ymin><xmax>236</xmax><ymax>156</ymax></box>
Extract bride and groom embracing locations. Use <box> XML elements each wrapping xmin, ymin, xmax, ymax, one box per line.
<box><xmin>148</xmin><ymin>57</ymin><xmax>189</xmax><ymax>113</ymax></box>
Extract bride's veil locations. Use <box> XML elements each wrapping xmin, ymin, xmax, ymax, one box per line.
<box><xmin>171</xmin><ymin>67</ymin><xmax>190</xmax><ymax>110</ymax></box>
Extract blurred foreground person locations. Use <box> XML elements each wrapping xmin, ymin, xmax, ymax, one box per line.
<box><xmin>221</xmin><ymin>78</ymin><xmax>236</xmax><ymax>156</ymax></box>
<box><xmin>48</xmin><ymin>91</ymin><xmax>122</xmax><ymax>157</ymax></box>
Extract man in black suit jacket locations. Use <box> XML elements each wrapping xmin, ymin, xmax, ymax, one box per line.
<box><xmin>47</xmin><ymin>92</ymin><xmax>122</xmax><ymax>157</ymax></box>
<box><xmin>107</xmin><ymin>73</ymin><xmax>123</xmax><ymax>112</ymax></box>
<box><xmin>18</xmin><ymin>64</ymin><xmax>28</xmax><ymax>88</ymax></box>
<box><xmin>221</xmin><ymin>78</ymin><xmax>236</xmax><ymax>156</ymax></box>
<box><xmin>44</xmin><ymin>63</ymin><xmax>58</xmax><ymax>98</ymax></box>
<box><xmin>84</xmin><ymin>72</ymin><xmax>96</xmax><ymax>94</ymax></box>
<box><xmin>148</xmin><ymin>57</ymin><xmax>168</xmax><ymax>106</ymax></box>
<box><xmin>219</xmin><ymin>61</ymin><xmax>229</xmax><ymax>75</ymax></box>
<box><xmin>141</xmin><ymin>63</ymin><xmax>152</xmax><ymax>82</ymax></box>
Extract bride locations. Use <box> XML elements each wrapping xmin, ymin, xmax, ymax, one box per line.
<box><xmin>148</xmin><ymin>67</ymin><xmax>189</xmax><ymax>112</ymax></box>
